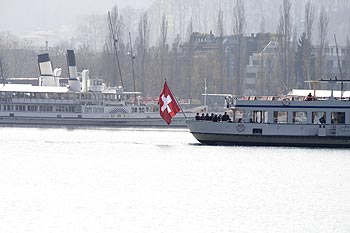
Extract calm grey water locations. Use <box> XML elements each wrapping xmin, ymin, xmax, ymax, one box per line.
<box><xmin>0</xmin><ymin>126</ymin><xmax>350</xmax><ymax>233</ymax></box>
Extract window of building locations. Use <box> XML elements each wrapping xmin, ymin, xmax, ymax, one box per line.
<box><xmin>246</xmin><ymin>73</ymin><xmax>256</xmax><ymax>78</ymax></box>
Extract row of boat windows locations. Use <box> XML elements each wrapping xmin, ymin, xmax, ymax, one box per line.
<box><xmin>0</xmin><ymin>92</ymin><xmax>128</xmax><ymax>101</ymax></box>
<box><xmin>83</xmin><ymin>107</ymin><xmax>104</xmax><ymax>113</ymax></box>
<box><xmin>131</xmin><ymin>107</ymin><xmax>159</xmax><ymax>113</ymax></box>
<box><xmin>0</xmin><ymin>104</ymin><xmax>77</xmax><ymax>113</ymax></box>
<box><xmin>235</xmin><ymin>110</ymin><xmax>346</xmax><ymax>124</ymax></box>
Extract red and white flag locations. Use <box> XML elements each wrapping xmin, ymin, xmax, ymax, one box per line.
<box><xmin>158</xmin><ymin>81</ymin><xmax>180</xmax><ymax>125</ymax></box>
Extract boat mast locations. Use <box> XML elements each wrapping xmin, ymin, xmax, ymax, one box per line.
<box><xmin>108</xmin><ymin>11</ymin><xmax>124</xmax><ymax>88</ymax></box>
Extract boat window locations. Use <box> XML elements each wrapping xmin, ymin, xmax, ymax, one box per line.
<box><xmin>84</xmin><ymin>107</ymin><xmax>92</xmax><ymax>113</ymax></box>
<box><xmin>234</xmin><ymin>110</ymin><xmax>245</xmax><ymax>122</ymax></box>
<box><xmin>6</xmin><ymin>105</ymin><xmax>14</xmax><ymax>111</ymax></box>
<box><xmin>273</xmin><ymin>111</ymin><xmax>288</xmax><ymax>124</ymax></box>
<box><xmin>312</xmin><ymin>111</ymin><xmax>326</xmax><ymax>124</ymax></box>
<box><xmin>55</xmin><ymin>106</ymin><xmax>65</xmax><ymax>112</ymax></box>
<box><xmin>92</xmin><ymin>107</ymin><xmax>104</xmax><ymax>113</ymax></box>
<box><xmin>251</xmin><ymin>111</ymin><xmax>268</xmax><ymax>123</ymax></box>
<box><xmin>293</xmin><ymin>111</ymin><xmax>307</xmax><ymax>124</ymax></box>
<box><xmin>331</xmin><ymin>112</ymin><xmax>345</xmax><ymax>124</ymax></box>
<box><xmin>28</xmin><ymin>105</ymin><xmax>37</xmax><ymax>111</ymax></box>
<box><xmin>68</xmin><ymin>93</ymin><xmax>74</xmax><ymax>99</ymax></box>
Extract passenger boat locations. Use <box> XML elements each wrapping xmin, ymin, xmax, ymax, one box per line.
<box><xmin>0</xmin><ymin>50</ymin><xmax>191</xmax><ymax>127</ymax></box>
<box><xmin>187</xmin><ymin>80</ymin><xmax>350</xmax><ymax>147</ymax></box>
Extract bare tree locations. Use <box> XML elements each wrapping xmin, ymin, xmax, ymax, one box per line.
<box><xmin>175</xmin><ymin>0</ymin><xmax>188</xmax><ymax>40</ymax></box>
<box><xmin>345</xmin><ymin>36</ymin><xmax>350</xmax><ymax>79</ymax></box>
<box><xmin>304</xmin><ymin>0</ymin><xmax>315</xmax><ymax>85</ymax></box>
<box><xmin>305</xmin><ymin>0</ymin><xmax>315</xmax><ymax>43</ymax></box>
<box><xmin>317</xmin><ymin>5</ymin><xmax>329</xmax><ymax>79</ymax></box>
<box><xmin>138</xmin><ymin>12</ymin><xmax>149</xmax><ymax>93</ymax></box>
<box><xmin>345</xmin><ymin>17</ymin><xmax>350</xmax><ymax>79</ymax></box>
<box><xmin>77</xmin><ymin>14</ymin><xmax>105</xmax><ymax>52</ymax></box>
<box><xmin>277</xmin><ymin>0</ymin><xmax>292</xmax><ymax>93</ymax></box>
<box><xmin>187</xmin><ymin>19</ymin><xmax>194</xmax><ymax>102</ymax></box>
<box><xmin>0</xmin><ymin>53</ymin><xmax>7</xmax><ymax>84</ymax></box>
<box><xmin>169</xmin><ymin>34</ymin><xmax>181</xmax><ymax>90</ymax></box>
<box><xmin>232</xmin><ymin>0</ymin><xmax>246</xmax><ymax>95</ymax></box>
<box><xmin>216</xmin><ymin>9</ymin><xmax>225</xmax><ymax>93</ymax></box>
<box><xmin>260</xmin><ymin>16</ymin><xmax>266</xmax><ymax>34</ymax></box>
<box><xmin>159</xmin><ymin>14</ymin><xmax>168</xmax><ymax>85</ymax></box>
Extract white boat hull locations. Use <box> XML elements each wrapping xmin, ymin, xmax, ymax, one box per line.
<box><xmin>187</xmin><ymin>120</ymin><xmax>350</xmax><ymax>148</ymax></box>
<box><xmin>0</xmin><ymin>114</ymin><xmax>188</xmax><ymax>127</ymax></box>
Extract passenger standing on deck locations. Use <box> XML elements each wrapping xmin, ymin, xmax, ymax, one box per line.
<box><xmin>306</xmin><ymin>93</ymin><xmax>314</xmax><ymax>101</ymax></box>
<box><xmin>222</xmin><ymin>112</ymin><xmax>230</xmax><ymax>121</ymax></box>
<box><xmin>209</xmin><ymin>113</ymin><xmax>214</xmax><ymax>121</ymax></box>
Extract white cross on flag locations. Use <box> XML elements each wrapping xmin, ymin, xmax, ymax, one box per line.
<box><xmin>158</xmin><ymin>81</ymin><xmax>180</xmax><ymax>125</ymax></box>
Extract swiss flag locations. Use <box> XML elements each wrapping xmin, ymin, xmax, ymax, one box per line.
<box><xmin>158</xmin><ymin>81</ymin><xmax>180</xmax><ymax>125</ymax></box>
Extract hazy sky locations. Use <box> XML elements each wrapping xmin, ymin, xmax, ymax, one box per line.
<box><xmin>0</xmin><ymin>0</ymin><xmax>154</xmax><ymax>34</ymax></box>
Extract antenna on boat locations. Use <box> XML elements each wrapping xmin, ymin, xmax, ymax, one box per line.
<box><xmin>108</xmin><ymin>11</ymin><xmax>124</xmax><ymax>88</ymax></box>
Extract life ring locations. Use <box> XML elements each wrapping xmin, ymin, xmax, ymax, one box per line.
<box><xmin>236</xmin><ymin>123</ymin><xmax>246</xmax><ymax>132</ymax></box>
<box><xmin>282</xmin><ymin>98</ymin><xmax>291</xmax><ymax>106</ymax></box>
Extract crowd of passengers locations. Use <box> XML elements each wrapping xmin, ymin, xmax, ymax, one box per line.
<box><xmin>195</xmin><ymin>112</ymin><xmax>231</xmax><ymax>122</ymax></box>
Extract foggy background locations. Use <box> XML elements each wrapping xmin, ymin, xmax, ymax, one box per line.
<box><xmin>0</xmin><ymin>0</ymin><xmax>349</xmax><ymax>100</ymax></box>
<box><xmin>1</xmin><ymin>0</ymin><xmax>349</xmax><ymax>46</ymax></box>
<box><xmin>0</xmin><ymin>0</ymin><xmax>153</xmax><ymax>34</ymax></box>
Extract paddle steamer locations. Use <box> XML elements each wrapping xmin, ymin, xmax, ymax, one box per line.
<box><xmin>0</xmin><ymin>50</ymin><xmax>189</xmax><ymax>127</ymax></box>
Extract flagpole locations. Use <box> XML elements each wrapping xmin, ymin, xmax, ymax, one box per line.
<box><xmin>165</xmin><ymin>80</ymin><xmax>188</xmax><ymax>119</ymax></box>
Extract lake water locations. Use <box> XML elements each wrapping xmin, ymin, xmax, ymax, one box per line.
<box><xmin>0</xmin><ymin>126</ymin><xmax>350</xmax><ymax>233</ymax></box>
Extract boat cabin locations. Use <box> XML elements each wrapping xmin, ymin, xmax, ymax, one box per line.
<box><xmin>229</xmin><ymin>80</ymin><xmax>350</xmax><ymax>126</ymax></box>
